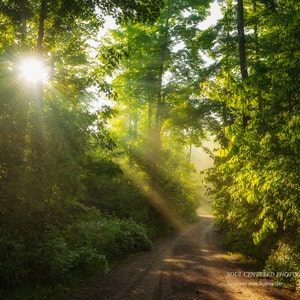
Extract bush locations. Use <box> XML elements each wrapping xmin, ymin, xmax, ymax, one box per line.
<box><xmin>0</xmin><ymin>235</ymin><xmax>29</xmax><ymax>289</ymax></box>
<box><xmin>0</xmin><ymin>201</ymin><xmax>152</xmax><ymax>295</ymax></box>
<box><xmin>65</xmin><ymin>218</ymin><xmax>152</xmax><ymax>260</ymax></box>
<box><xmin>30</xmin><ymin>237</ymin><xmax>75</xmax><ymax>284</ymax></box>
<box><xmin>264</xmin><ymin>241</ymin><xmax>300</xmax><ymax>290</ymax></box>
<box><xmin>71</xmin><ymin>247</ymin><xmax>108</xmax><ymax>276</ymax></box>
<box><xmin>0</xmin><ymin>235</ymin><xmax>109</xmax><ymax>289</ymax></box>
<box><xmin>117</xmin><ymin>219</ymin><xmax>153</xmax><ymax>252</ymax></box>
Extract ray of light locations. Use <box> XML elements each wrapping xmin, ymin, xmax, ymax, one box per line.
<box><xmin>118</xmin><ymin>153</ymin><xmax>187</xmax><ymax>231</ymax></box>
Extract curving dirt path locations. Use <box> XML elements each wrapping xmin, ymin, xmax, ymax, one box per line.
<box><xmin>61</xmin><ymin>213</ymin><xmax>298</xmax><ymax>300</ymax></box>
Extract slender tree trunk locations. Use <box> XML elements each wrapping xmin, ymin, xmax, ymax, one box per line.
<box><xmin>36</xmin><ymin>0</ymin><xmax>47</xmax><ymax>52</ymax></box>
<box><xmin>188</xmin><ymin>144</ymin><xmax>192</xmax><ymax>162</ymax></box>
<box><xmin>147</xmin><ymin>90</ymin><xmax>152</xmax><ymax>136</ymax></box>
<box><xmin>129</xmin><ymin>110</ymin><xmax>138</xmax><ymax>168</ymax></box>
<box><xmin>153</xmin><ymin>0</ymin><xmax>171</xmax><ymax>170</ymax></box>
<box><xmin>252</xmin><ymin>0</ymin><xmax>264</xmax><ymax>116</ymax></box>
<box><xmin>133</xmin><ymin>113</ymin><xmax>138</xmax><ymax>140</ymax></box>
<box><xmin>237</xmin><ymin>0</ymin><xmax>250</xmax><ymax>128</ymax></box>
<box><xmin>20</xmin><ymin>0</ymin><xmax>29</xmax><ymax>43</ymax></box>
<box><xmin>237</xmin><ymin>0</ymin><xmax>248</xmax><ymax>79</ymax></box>
<box><xmin>154</xmin><ymin>57</ymin><xmax>166</xmax><ymax>165</ymax></box>
<box><xmin>32</xmin><ymin>0</ymin><xmax>48</xmax><ymax>201</ymax></box>
<box><xmin>222</xmin><ymin>0</ymin><xmax>232</xmax><ymax>143</ymax></box>
<box><xmin>35</xmin><ymin>0</ymin><xmax>47</xmax><ymax>106</ymax></box>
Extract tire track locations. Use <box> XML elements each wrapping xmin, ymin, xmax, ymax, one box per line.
<box><xmin>61</xmin><ymin>215</ymin><xmax>298</xmax><ymax>300</ymax></box>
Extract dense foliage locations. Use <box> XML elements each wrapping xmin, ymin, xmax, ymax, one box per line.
<box><xmin>98</xmin><ymin>0</ymin><xmax>212</xmax><ymax>228</ymax></box>
<box><xmin>0</xmin><ymin>0</ymin><xmax>204</xmax><ymax>298</ymax></box>
<box><xmin>203</xmin><ymin>0</ymin><xmax>300</xmax><ymax>292</ymax></box>
<box><xmin>0</xmin><ymin>0</ymin><xmax>299</xmax><ymax>297</ymax></box>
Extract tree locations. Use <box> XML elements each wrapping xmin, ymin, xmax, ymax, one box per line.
<box><xmin>0</xmin><ymin>0</ymin><xmax>165</xmax><ymax>210</ymax></box>
<box><xmin>97</xmin><ymin>0</ymin><xmax>213</xmax><ymax>225</ymax></box>
<box><xmin>204</xmin><ymin>0</ymin><xmax>300</xmax><ymax>283</ymax></box>
<box><xmin>236</xmin><ymin>0</ymin><xmax>250</xmax><ymax>128</ymax></box>
<box><xmin>0</xmin><ymin>0</ymin><xmax>166</xmax><ymax>293</ymax></box>
<box><xmin>101</xmin><ymin>0</ymin><xmax>211</xmax><ymax>165</ymax></box>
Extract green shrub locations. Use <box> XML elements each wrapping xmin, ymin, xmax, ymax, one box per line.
<box><xmin>0</xmin><ymin>235</ymin><xmax>29</xmax><ymax>289</ymax></box>
<box><xmin>29</xmin><ymin>237</ymin><xmax>73</xmax><ymax>284</ymax></box>
<box><xmin>65</xmin><ymin>218</ymin><xmax>152</xmax><ymax>260</ymax></box>
<box><xmin>71</xmin><ymin>247</ymin><xmax>108</xmax><ymax>276</ymax></box>
<box><xmin>264</xmin><ymin>241</ymin><xmax>300</xmax><ymax>289</ymax></box>
<box><xmin>0</xmin><ymin>201</ymin><xmax>152</xmax><ymax>294</ymax></box>
<box><xmin>118</xmin><ymin>219</ymin><xmax>152</xmax><ymax>252</ymax></box>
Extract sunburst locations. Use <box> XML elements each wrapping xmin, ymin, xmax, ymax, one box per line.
<box><xmin>20</xmin><ymin>57</ymin><xmax>48</xmax><ymax>83</ymax></box>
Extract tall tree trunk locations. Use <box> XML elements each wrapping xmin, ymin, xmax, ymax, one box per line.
<box><xmin>32</xmin><ymin>0</ymin><xmax>48</xmax><ymax>199</ymax></box>
<box><xmin>237</xmin><ymin>0</ymin><xmax>250</xmax><ymax>128</ymax></box>
<box><xmin>20</xmin><ymin>0</ymin><xmax>29</xmax><ymax>43</ymax></box>
<box><xmin>147</xmin><ymin>90</ymin><xmax>152</xmax><ymax>136</ymax></box>
<box><xmin>35</xmin><ymin>0</ymin><xmax>47</xmax><ymax>105</ymax></box>
<box><xmin>252</xmin><ymin>0</ymin><xmax>264</xmax><ymax>116</ymax></box>
<box><xmin>128</xmin><ymin>108</ymin><xmax>138</xmax><ymax>168</ymax></box>
<box><xmin>36</xmin><ymin>0</ymin><xmax>47</xmax><ymax>52</ymax></box>
<box><xmin>237</xmin><ymin>0</ymin><xmax>248</xmax><ymax>79</ymax></box>
<box><xmin>153</xmin><ymin>0</ymin><xmax>171</xmax><ymax>171</ymax></box>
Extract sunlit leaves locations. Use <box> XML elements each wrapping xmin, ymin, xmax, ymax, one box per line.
<box><xmin>206</xmin><ymin>0</ymin><xmax>300</xmax><ymax>269</ymax></box>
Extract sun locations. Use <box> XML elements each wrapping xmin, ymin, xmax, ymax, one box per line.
<box><xmin>20</xmin><ymin>57</ymin><xmax>48</xmax><ymax>83</ymax></box>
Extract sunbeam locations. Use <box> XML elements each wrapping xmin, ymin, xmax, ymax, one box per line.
<box><xmin>118</xmin><ymin>157</ymin><xmax>187</xmax><ymax>231</ymax></box>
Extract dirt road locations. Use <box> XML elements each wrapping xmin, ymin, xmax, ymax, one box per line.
<box><xmin>63</xmin><ymin>213</ymin><xmax>297</xmax><ymax>300</ymax></box>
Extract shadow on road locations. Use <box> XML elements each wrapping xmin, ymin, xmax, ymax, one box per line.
<box><xmin>59</xmin><ymin>215</ymin><xmax>297</xmax><ymax>300</ymax></box>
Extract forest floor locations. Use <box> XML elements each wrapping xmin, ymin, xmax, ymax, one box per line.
<box><xmin>57</xmin><ymin>209</ymin><xmax>298</xmax><ymax>300</ymax></box>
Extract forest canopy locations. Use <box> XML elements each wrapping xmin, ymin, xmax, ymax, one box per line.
<box><xmin>0</xmin><ymin>0</ymin><xmax>299</xmax><ymax>297</ymax></box>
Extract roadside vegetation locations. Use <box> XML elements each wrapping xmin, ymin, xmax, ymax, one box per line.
<box><xmin>0</xmin><ymin>0</ymin><xmax>299</xmax><ymax>298</ymax></box>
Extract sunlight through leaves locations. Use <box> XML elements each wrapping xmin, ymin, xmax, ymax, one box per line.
<box><xmin>20</xmin><ymin>57</ymin><xmax>48</xmax><ymax>83</ymax></box>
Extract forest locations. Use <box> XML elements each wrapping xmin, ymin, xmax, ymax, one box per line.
<box><xmin>0</xmin><ymin>0</ymin><xmax>299</xmax><ymax>298</ymax></box>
